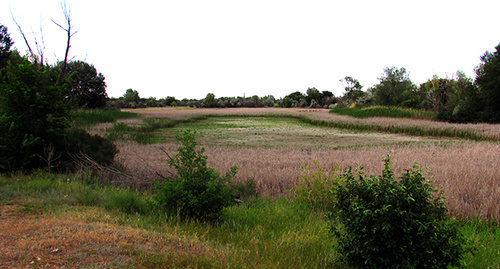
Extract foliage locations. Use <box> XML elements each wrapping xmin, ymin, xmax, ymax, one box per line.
<box><xmin>0</xmin><ymin>171</ymin><xmax>498</xmax><ymax>268</ymax></box>
<box><xmin>123</xmin><ymin>88</ymin><xmax>140</xmax><ymax>103</ymax></box>
<box><xmin>154</xmin><ymin>130</ymin><xmax>236</xmax><ymax>221</ymax></box>
<box><xmin>475</xmin><ymin>42</ymin><xmax>500</xmax><ymax>122</ymax></box>
<box><xmin>61</xmin><ymin>60</ymin><xmax>108</xmax><ymax>108</ymax></box>
<box><xmin>230</xmin><ymin>179</ymin><xmax>258</xmax><ymax>201</ymax></box>
<box><xmin>71</xmin><ymin>108</ymin><xmax>138</xmax><ymax>128</ymax></box>
<box><xmin>0</xmin><ymin>24</ymin><xmax>13</xmax><ymax>68</ymax></box>
<box><xmin>202</xmin><ymin>93</ymin><xmax>217</xmax><ymax>108</ymax></box>
<box><xmin>330</xmin><ymin>156</ymin><xmax>467</xmax><ymax>268</ymax></box>
<box><xmin>55</xmin><ymin>128</ymin><xmax>118</xmax><ymax>170</ymax></box>
<box><xmin>330</xmin><ymin>106</ymin><xmax>435</xmax><ymax>120</ymax></box>
<box><xmin>370</xmin><ymin>66</ymin><xmax>417</xmax><ymax>107</ymax></box>
<box><xmin>340</xmin><ymin>76</ymin><xmax>366</xmax><ymax>106</ymax></box>
<box><xmin>103</xmin><ymin>188</ymin><xmax>152</xmax><ymax>215</ymax></box>
<box><xmin>293</xmin><ymin>161</ymin><xmax>342</xmax><ymax>211</ymax></box>
<box><xmin>0</xmin><ymin>56</ymin><xmax>70</xmax><ymax>173</ymax></box>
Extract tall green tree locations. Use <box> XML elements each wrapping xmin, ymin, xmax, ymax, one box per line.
<box><xmin>123</xmin><ymin>88</ymin><xmax>140</xmax><ymax>103</ymax></box>
<box><xmin>340</xmin><ymin>76</ymin><xmax>365</xmax><ymax>105</ymax></box>
<box><xmin>203</xmin><ymin>93</ymin><xmax>216</xmax><ymax>108</ymax></box>
<box><xmin>0</xmin><ymin>56</ymin><xmax>69</xmax><ymax>172</ymax></box>
<box><xmin>419</xmin><ymin>75</ymin><xmax>456</xmax><ymax>112</ymax></box>
<box><xmin>475</xmin><ymin>43</ymin><xmax>500</xmax><ymax>121</ymax></box>
<box><xmin>371</xmin><ymin>67</ymin><xmax>417</xmax><ymax>107</ymax></box>
<box><xmin>306</xmin><ymin>87</ymin><xmax>321</xmax><ymax>107</ymax></box>
<box><xmin>61</xmin><ymin>60</ymin><xmax>108</xmax><ymax>108</ymax></box>
<box><xmin>0</xmin><ymin>24</ymin><xmax>13</xmax><ymax>69</ymax></box>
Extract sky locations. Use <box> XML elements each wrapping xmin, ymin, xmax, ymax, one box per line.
<box><xmin>1</xmin><ymin>0</ymin><xmax>499</xmax><ymax>100</ymax></box>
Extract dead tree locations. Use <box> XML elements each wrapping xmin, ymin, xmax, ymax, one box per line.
<box><xmin>52</xmin><ymin>1</ymin><xmax>78</xmax><ymax>85</ymax></box>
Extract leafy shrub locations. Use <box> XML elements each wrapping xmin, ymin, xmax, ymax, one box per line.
<box><xmin>330</xmin><ymin>156</ymin><xmax>467</xmax><ymax>268</ymax></box>
<box><xmin>55</xmin><ymin>128</ymin><xmax>118</xmax><ymax>171</ymax></box>
<box><xmin>154</xmin><ymin>130</ymin><xmax>236</xmax><ymax>221</ymax></box>
<box><xmin>293</xmin><ymin>161</ymin><xmax>342</xmax><ymax>211</ymax></box>
<box><xmin>0</xmin><ymin>58</ymin><xmax>69</xmax><ymax>173</ymax></box>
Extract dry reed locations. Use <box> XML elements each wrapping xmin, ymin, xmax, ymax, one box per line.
<box><xmin>114</xmin><ymin>107</ymin><xmax>500</xmax><ymax>221</ymax></box>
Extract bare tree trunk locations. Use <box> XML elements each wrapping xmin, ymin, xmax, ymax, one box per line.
<box><xmin>52</xmin><ymin>0</ymin><xmax>77</xmax><ymax>85</ymax></box>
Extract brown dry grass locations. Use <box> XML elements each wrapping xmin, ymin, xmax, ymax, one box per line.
<box><xmin>113</xmin><ymin>107</ymin><xmax>500</xmax><ymax>221</ymax></box>
<box><xmin>0</xmin><ymin>205</ymin><xmax>220</xmax><ymax>268</ymax></box>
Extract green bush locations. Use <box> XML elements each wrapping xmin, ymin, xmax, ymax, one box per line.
<box><xmin>330</xmin><ymin>156</ymin><xmax>467</xmax><ymax>268</ymax></box>
<box><xmin>154</xmin><ymin>130</ymin><xmax>236</xmax><ymax>221</ymax></box>
<box><xmin>54</xmin><ymin>128</ymin><xmax>118</xmax><ymax>171</ymax></box>
<box><xmin>0</xmin><ymin>58</ymin><xmax>69</xmax><ymax>173</ymax></box>
<box><xmin>293</xmin><ymin>161</ymin><xmax>342</xmax><ymax>211</ymax></box>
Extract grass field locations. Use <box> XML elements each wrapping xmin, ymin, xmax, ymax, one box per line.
<box><xmin>109</xmin><ymin>107</ymin><xmax>500</xmax><ymax>221</ymax></box>
<box><xmin>2</xmin><ymin>107</ymin><xmax>499</xmax><ymax>268</ymax></box>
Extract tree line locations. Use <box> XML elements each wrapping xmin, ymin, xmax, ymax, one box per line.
<box><xmin>110</xmin><ymin>45</ymin><xmax>500</xmax><ymax>123</ymax></box>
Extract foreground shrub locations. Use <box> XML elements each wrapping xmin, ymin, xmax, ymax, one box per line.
<box><xmin>154</xmin><ymin>130</ymin><xmax>236</xmax><ymax>221</ymax></box>
<box><xmin>330</xmin><ymin>156</ymin><xmax>467</xmax><ymax>268</ymax></box>
<box><xmin>293</xmin><ymin>161</ymin><xmax>342</xmax><ymax>211</ymax></box>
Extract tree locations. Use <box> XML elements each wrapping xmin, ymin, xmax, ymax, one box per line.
<box><xmin>306</xmin><ymin>87</ymin><xmax>321</xmax><ymax>107</ymax></box>
<box><xmin>123</xmin><ymin>88</ymin><xmax>140</xmax><ymax>103</ymax></box>
<box><xmin>282</xmin><ymin>91</ymin><xmax>306</xmax><ymax>107</ymax></box>
<box><xmin>203</xmin><ymin>93</ymin><xmax>216</xmax><ymax>108</ymax></box>
<box><xmin>62</xmin><ymin>60</ymin><xmax>108</xmax><ymax>108</ymax></box>
<box><xmin>0</xmin><ymin>56</ymin><xmax>69</xmax><ymax>172</ymax></box>
<box><xmin>51</xmin><ymin>1</ymin><xmax>78</xmax><ymax>85</ymax></box>
<box><xmin>340</xmin><ymin>76</ymin><xmax>365</xmax><ymax>105</ymax></box>
<box><xmin>371</xmin><ymin>67</ymin><xmax>417</xmax><ymax>107</ymax></box>
<box><xmin>0</xmin><ymin>24</ymin><xmax>13</xmax><ymax>68</ymax></box>
<box><xmin>475</xmin><ymin>43</ymin><xmax>500</xmax><ymax>121</ymax></box>
<box><xmin>419</xmin><ymin>75</ymin><xmax>456</xmax><ymax>112</ymax></box>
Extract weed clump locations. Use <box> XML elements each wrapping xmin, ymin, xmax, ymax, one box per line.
<box><xmin>154</xmin><ymin>130</ymin><xmax>236</xmax><ymax>222</ymax></box>
<box><xmin>330</xmin><ymin>155</ymin><xmax>467</xmax><ymax>268</ymax></box>
<box><xmin>293</xmin><ymin>161</ymin><xmax>342</xmax><ymax>211</ymax></box>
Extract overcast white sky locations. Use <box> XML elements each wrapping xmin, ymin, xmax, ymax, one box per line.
<box><xmin>1</xmin><ymin>0</ymin><xmax>499</xmax><ymax>100</ymax></box>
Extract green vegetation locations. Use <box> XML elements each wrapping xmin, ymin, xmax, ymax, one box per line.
<box><xmin>0</xmin><ymin>57</ymin><xmax>70</xmax><ymax>173</ymax></box>
<box><xmin>293</xmin><ymin>161</ymin><xmax>342</xmax><ymax>211</ymax></box>
<box><xmin>1</xmin><ymin>19</ymin><xmax>499</xmax><ymax>268</ymax></box>
<box><xmin>70</xmin><ymin>108</ymin><xmax>137</xmax><ymax>128</ymax></box>
<box><xmin>330</xmin><ymin>106</ymin><xmax>435</xmax><ymax>120</ymax></box>
<box><xmin>62</xmin><ymin>60</ymin><xmax>108</xmax><ymax>109</ymax></box>
<box><xmin>295</xmin><ymin>115</ymin><xmax>493</xmax><ymax>141</ymax></box>
<box><xmin>1</xmin><ymin>172</ymin><xmax>498</xmax><ymax>268</ymax></box>
<box><xmin>331</xmin><ymin>156</ymin><xmax>467</xmax><ymax>268</ymax></box>
<box><xmin>154</xmin><ymin>130</ymin><xmax>237</xmax><ymax>221</ymax></box>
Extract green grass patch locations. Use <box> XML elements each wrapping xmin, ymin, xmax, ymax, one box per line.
<box><xmin>70</xmin><ymin>108</ymin><xmax>138</xmax><ymax>128</ymax></box>
<box><xmin>330</xmin><ymin>106</ymin><xmax>435</xmax><ymax>120</ymax></box>
<box><xmin>0</xmin><ymin>172</ymin><xmax>498</xmax><ymax>268</ymax></box>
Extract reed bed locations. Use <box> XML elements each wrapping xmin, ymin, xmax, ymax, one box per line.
<box><xmin>116</xmin><ymin>140</ymin><xmax>500</xmax><ymax>221</ymax></box>
<box><xmin>112</xmin><ymin>107</ymin><xmax>500</xmax><ymax>221</ymax></box>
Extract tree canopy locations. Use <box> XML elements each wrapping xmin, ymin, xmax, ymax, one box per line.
<box><xmin>371</xmin><ymin>67</ymin><xmax>417</xmax><ymax>107</ymax></box>
<box><xmin>475</xmin><ymin>43</ymin><xmax>500</xmax><ymax>120</ymax></box>
<box><xmin>62</xmin><ymin>60</ymin><xmax>108</xmax><ymax>108</ymax></box>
